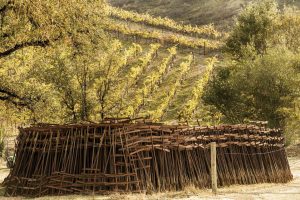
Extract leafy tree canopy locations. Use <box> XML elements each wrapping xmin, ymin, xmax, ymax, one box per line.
<box><xmin>0</xmin><ymin>0</ymin><xmax>109</xmax><ymax>122</ymax></box>
<box><xmin>204</xmin><ymin>0</ymin><xmax>300</xmax><ymax>130</ymax></box>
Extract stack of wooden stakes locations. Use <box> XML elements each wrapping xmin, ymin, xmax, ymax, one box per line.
<box><xmin>4</xmin><ymin>120</ymin><xmax>293</xmax><ymax>197</ymax></box>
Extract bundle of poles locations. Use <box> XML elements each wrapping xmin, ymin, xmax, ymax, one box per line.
<box><xmin>4</xmin><ymin>120</ymin><xmax>293</xmax><ymax>197</ymax></box>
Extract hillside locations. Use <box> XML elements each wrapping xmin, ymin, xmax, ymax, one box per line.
<box><xmin>96</xmin><ymin>5</ymin><xmax>221</xmax><ymax>122</ymax></box>
<box><xmin>109</xmin><ymin>0</ymin><xmax>300</xmax><ymax>27</ymax></box>
<box><xmin>3</xmin><ymin>0</ymin><xmax>298</xmax><ymax>128</ymax></box>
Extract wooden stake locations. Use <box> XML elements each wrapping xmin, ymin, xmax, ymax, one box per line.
<box><xmin>211</xmin><ymin>142</ymin><xmax>217</xmax><ymax>194</ymax></box>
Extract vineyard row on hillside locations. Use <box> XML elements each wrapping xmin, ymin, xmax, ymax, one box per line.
<box><xmin>127</xmin><ymin>46</ymin><xmax>178</xmax><ymax>117</ymax></box>
<box><xmin>148</xmin><ymin>54</ymin><xmax>194</xmax><ymax>120</ymax></box>
<box><xmin>107</xmin><ymin>5</ymin><xmax>221</xmax><ymax>38</ymax></box>
<box><xmin>179</xmin><ymin>57</ymin><xmax>216</xmax><ymax>119</ymax></box>
<box><xmin>101</xmin><ymin>19</ymin><xmax>221</xmax><ymax>50</ymax></box>
<box><xmin>98</xmin><ymin>41</ymin><xmax>211</xmax><ymax>121</ymax></box>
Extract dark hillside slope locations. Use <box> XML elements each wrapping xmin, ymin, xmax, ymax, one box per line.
<box><xmin>109</xmin><ymin>0</ymin><xmax>300</xmax><ymax>27</ymax></box>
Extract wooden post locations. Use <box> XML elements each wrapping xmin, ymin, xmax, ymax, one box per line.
<box><xmin>211</xmin><ymin>142</ymin><xmax>217</xmax><ymax>194</ymax></box>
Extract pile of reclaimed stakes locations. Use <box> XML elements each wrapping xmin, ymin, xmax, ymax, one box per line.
<box><xmin>4</xmin><ymin>120</ymin><xmax>293</xmax><ymax>197</ymax></box>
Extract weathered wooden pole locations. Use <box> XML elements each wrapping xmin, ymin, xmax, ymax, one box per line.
<box><xmin>211</xmin><ymin>142</ymin><xmax>217</xmax><ymax>194</ymax></box>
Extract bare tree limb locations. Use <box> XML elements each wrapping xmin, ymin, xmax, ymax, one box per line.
<box><xmin>0</xmin><ymin>88</ymin><xmax>32</xmax><ymax>108</ymax></box>
<box><xmin>0</xmin><ymin>40</ymin><xmax>49</xmax><ymax>58</ymax></box>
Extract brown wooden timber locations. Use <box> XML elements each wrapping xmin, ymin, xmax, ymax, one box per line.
<box><xmin>4</xmin><ymin>122</ymin><xmax>293</xmax><ymax>197</ymax></box>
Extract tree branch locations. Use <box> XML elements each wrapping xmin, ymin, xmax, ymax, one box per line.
<box><xmin>0</xmin><ymin>40</ymin><xmax>50</xmax><ymax>58</ymax></box>
<box><xmin>0</xmin><ymin>88</ymin><xmax>32</xmax><ymax>108</ymax></box>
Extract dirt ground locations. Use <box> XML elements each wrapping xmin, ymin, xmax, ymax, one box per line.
<box><xmin>0</xmin><ymin>148</ymin><xmax>299</xmax><ymax>200</ymax></box>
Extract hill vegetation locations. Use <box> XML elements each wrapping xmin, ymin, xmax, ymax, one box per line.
<box><xmin>109</xmin><ymin>0</ymin><xmax>247</xmax><ymax>27</ymax></box>
<box><xmin>0</xmin><ymin>0</ymin><xmax>299</xmax><ymax>143</ymax></box>
<box><xmin>0</xmin><ymin>0</ymin><xmax>221</xmax><ymax>127</ymax></box>
<box><xmin>204</xmin><ymin>0</ymin><xmax>300</xmax><ymax>142</ymax></box>
<box><xmin>109</xmin><ymin>0</ymin><xmax>300</xmax><ymax>27</ymax></box>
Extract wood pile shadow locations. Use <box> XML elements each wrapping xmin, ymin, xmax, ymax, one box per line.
<box><xmin>3</xmin><ymin>120</ymin><xmax>293</xmax><ymax>197</ymax></box>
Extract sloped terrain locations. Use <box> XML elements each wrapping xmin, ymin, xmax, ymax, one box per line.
<box><xmin>109</xmin><ymin>0</ymin><xmax>300</xmax><ymax>27</ymax></box>
<box><xmin>96</xmin><ymin>4</ymin><xmax>221</xmax><ymax>122</ymax></box>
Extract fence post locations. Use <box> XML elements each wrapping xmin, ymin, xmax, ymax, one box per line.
<box><xmin>211</xmin><ymin>142</ymin><xmax>217</xmax><ymax>194</ymax></box>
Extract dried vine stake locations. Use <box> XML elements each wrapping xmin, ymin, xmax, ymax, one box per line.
<box><xmin>4</xmin><ymin>121</ymin><xmax>293</xmax><ymax>197</ymax></box>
